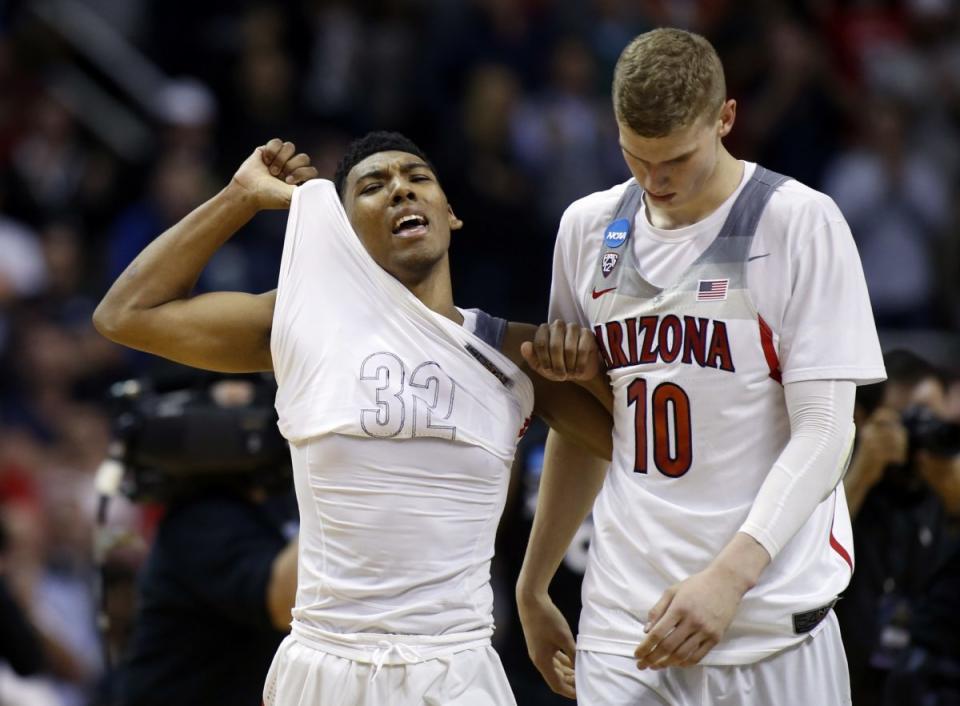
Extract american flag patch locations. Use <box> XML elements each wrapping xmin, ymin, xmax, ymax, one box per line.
<box><xmin>697</xmin><ymin>279</ymin><xmax>728</xmax><ymax>301</ymax></box>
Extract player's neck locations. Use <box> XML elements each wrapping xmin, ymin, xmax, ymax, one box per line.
<box><xmin>647</xmin><ymin>150</ymin><xmax>743</xmax><ymax>230</ymax></box>
<box><xmin>403</xmin><ymin>260</ymin><xmax>462</xmax><ymax>325</ymax></box>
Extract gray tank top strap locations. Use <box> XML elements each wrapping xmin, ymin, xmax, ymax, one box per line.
<box><xmin>593</xmin><ymin>181</ymin><xmax>657</xmax><ymax>296</ymax></box>
<box><xmin>698</xmin><ymin>166</ymin><xmax>790</xmax><ymax>265</ymax></box>
<box><xmin>467</xmin><ymin>308</ymin><xmax>508</xmax><ymax>351</ymax></box>
<box><xmin>612</xmin><ymin>181</ymin><xmax>644</xmax><ymax>226</ymax></box>
<box><xmin>591</xmin><ymin>168</ymin><xmax>789</xmax><ymax>298</ymax></box>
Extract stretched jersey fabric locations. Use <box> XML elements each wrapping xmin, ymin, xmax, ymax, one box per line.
<box><xmin>272</xmin><ymin>179</ymin><xmax>534</xmax><ymax>639</ymax></box>
<box><xmin>550</xmin><ymin>163</ymin><xmax>885</xmax><ymax>664</ymax></box>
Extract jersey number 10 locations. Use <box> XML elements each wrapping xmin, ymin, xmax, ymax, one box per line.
<box><xmin>626</xmin><ymin>378</ymin><xmax>692</xmax><ymax>477</ymax></box>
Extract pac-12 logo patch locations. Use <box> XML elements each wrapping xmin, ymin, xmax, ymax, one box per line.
<box><xmin>603</xmin><ymin>218</ymin><xmax>629</xmax><ymax>248</ymax></box>
<box><xmin>601</xmin><ymin>252</ymin><xmax>619</xmax><ymax>277</ymax></box>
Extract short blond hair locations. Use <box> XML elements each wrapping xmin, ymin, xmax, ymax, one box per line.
<box><xmin>613</xmin><ymin>28</ymin><xmax>726</xmax><ymax>137</ymax></box>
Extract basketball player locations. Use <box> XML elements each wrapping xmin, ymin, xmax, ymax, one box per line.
<box><xmin>516</xmin><ymin>28</ymin><xmax>886</xmax><ymax>705</ymax></box>
<box><xmin>93</xmin><ymin>132</ymin><xmax>612</xmax><ymax>705</ymax></box>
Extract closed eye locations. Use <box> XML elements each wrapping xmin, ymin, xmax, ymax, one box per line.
<box><xmin>360</xmin><ymin>183</ymin><xmax>382</xmax><ymax>195</ymax></box>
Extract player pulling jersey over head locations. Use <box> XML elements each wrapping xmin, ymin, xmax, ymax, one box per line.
<box><xmin>517</xmin><ymin>28</ymin><xmax>885</xmax><ymax>706</ymax></box>
<box><xmin>93</xmin><ymin>132</ymin><xmax>613</xmax><ymax>706</ymax></box>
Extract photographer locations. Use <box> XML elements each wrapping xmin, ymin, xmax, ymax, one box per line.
<box><xmin>839</xmin><ymin>350</ymin><xmax>959</xmax><ymax>705</ymax></box>
<box><xmin>104</xmin><ymin>374</ymin><xmax>298</xmax><ymax>706</ymax></box>
<box><xmin>881</xmin><ymin>443</ymin><xmax>960</xmax><ymax>705</ymax></box>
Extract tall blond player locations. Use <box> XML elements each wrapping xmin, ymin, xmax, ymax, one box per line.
<box><xmin>518</xmin><ymin>28</ymin><xmax>885</xmax><ymax>706</ymax></box>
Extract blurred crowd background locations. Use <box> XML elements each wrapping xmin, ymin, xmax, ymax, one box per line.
<box><xmin>0</xmin><ymin>0</ymin><xmax>958</xmax><ymax>705</ymax></box>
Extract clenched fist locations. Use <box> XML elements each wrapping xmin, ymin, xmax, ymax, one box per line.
<box><xmin>229</xmin><ymin>138</ymin><xmax>319</xmax><ymax>211</ymax></box>
<box><xmin>521</xmin><ymin>320</ymin><xmax>602</xmax><ymax>382</ymax></box>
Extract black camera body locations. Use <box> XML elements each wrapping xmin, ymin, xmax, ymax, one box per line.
<box><xmin>902</xmin><ymin>405</ymin><xmax>960</xmax><ymax>458</ymax></box>
<box><xmin>109</xmin><ymin>374</ymin><xmax>291</xmax><ymax>502</ymax></box>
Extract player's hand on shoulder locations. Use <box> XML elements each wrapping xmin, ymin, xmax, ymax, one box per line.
<box><xmin>516</xmin><ymin>590</ymin><xmax>577</xmax><ymax>699</ymax></box>
<box><xmin>633</xmin><ymin>566</ymin><xmax>745</xmax><ymax>671</ymax></box>
<box><xmin>230</xmin><ymin>138</ymin><xmax>319</xmax><ymax>211</ymax></box>
<box><xmin>521</xmin><ymin>320</ymin><xmax>601</xmax><ymax>382</ymax></box>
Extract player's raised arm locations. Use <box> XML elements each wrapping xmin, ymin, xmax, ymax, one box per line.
<box><xmin>92</xmin><ymin>139</ymin><xmax>318</xmax><ymax>372</ymax></box>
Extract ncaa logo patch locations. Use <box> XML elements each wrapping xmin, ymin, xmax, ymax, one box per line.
<box><xmin>601</xmin><ymin>252</ymin><xmax>619</xmax><ymax>277</ymax></box>
<box><xmin>603</xmin><ymin>218</ymin><xmax>629</xmax><ymax>248</ymax></box>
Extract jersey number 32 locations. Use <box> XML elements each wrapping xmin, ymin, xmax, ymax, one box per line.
<box><xmin>359</xmin><ymin>352</ymin><xmax>458</xmax><ymax>440</ymax></box>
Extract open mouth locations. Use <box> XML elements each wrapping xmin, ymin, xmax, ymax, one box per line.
<box><xmin>392</xmin><ymin>213</ymin><xmax>430</xmax><ymax>238</ymax></box>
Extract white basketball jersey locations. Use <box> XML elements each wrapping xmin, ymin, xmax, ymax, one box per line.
<box><xmin>550</xmin><ymin>165</ymin><xmax>885</xmax><ymax>664</ymax></box>
<box><xmin>271</xmin><ymin>180</ymin><xmax>534</xmax><ymax>637</ymax></box>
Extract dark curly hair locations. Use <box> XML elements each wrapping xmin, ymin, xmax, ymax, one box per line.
<box><xmin>333</xmin><ymin>131</ymin><xmax>435</xmax><ymax>199</ymax></box>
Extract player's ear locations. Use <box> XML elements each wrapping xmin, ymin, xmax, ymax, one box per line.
<box><xmin>448</xmin><ymin>204</ymin><xmax>463</xmax><ymax>232</ymax></box>
<box><xmin>717</xmin><ymin>99</ymin><xmax>736</xmax><ymax>138</ymax></box>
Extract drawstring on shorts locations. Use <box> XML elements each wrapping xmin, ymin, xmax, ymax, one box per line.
<box><xmin>369</xmin><ymin>641</ymin><xmax>424</xmax><ymax>681</ymax></box>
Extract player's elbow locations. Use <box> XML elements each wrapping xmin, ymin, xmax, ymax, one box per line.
<box><xmin>92</xmin><ymin>299</ymin><xmax>119</xmax><ymax>340</ymax></box>
<box><xmin>92</xmin><ymin>297</ymin><xmax>132</xmax><ymax>344</ymax></box>
<box><xmin>266</xmin><ymin>537</ymin><xmax>298</xmax><ymax>632</ymax></box>
<box><xmin>267</xmin><ymin>594</ymin><xmax>293</xmax><ymax>632</ymax></box>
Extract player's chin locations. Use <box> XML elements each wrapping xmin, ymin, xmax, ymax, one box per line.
<box><xmin>391</xmin><ymin>248</ymin><xmax>446</xmax><ymax>276</ymax></box>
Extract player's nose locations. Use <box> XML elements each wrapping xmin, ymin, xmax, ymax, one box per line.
<box><xmin>389</xmin><ymin>180</ymin><xmax>416</xmax><ymax>204</ymax></box>
<box><xmin>643</xmin><ymin>166</ymin><xmax>669</xmax><ymax>191</ymax></box>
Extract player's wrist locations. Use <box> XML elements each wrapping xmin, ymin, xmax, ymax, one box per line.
<box><xmin>709</xmin><ymin>532</ymin><xmax>771</xmax><ymax>595</ymax></box>
<box><xmin>516</xmin><ymin>573</ymin><xmax>552</xmax><ymax>604</ymax></box>
<box><xmin>222</xmin><ymin>179</ymin><xmax>263</xmax><ymax>216</ymax></box>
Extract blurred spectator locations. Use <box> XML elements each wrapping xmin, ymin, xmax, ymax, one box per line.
<box><xmin>822</xmin><ymin>95</ymin><xmax>951</xmax><ymax>329</ymax></box>
<box><xmin>437</xmin><ymin>62</ymin><xmax>547</xmax><ymax>320</ymax></box>
<box><xmin>0</xmin><ymin>206</ymin><xmax>47</xmax><ymax>355</ymax></box>
<box><xmin>220</xmin><ymin>5</ymin><xmax>305</xmax><ymax>170</ymax></box>
<box><xmin>304</xmin><ymin>1</ymin><xmax>425</xmax><ymax>133</ymax></box>
<box><xmin>511</xmin><ymin>35</ymin><xmax>626</xmax><ymax>224</ymax></box>
<box><xmin>0</xmin><ymin>509</ymin><xmax>47</xmax><ymax>679</ymax></box>
<box><xmin>106</xmin><ymin>153</ymin><xmax>216</xmax><ymax>285</ymax></box>
<box><xmin>424</xmin><ymin>0</ymin><xmax>558</xmax><ymax>120</ymax></box>
<box><xmin>581</xmin><ymin>0</ymin><xmax>649</xmax><ymax>78</ymax></box>
<box><xmin>7</xmin><ymin>94</ymin><xmax>86</xmax><ymax>222</ymax></box>
<box><xmin>734</xmin><ymin>14</ymin><xmax>850</xmax><ymax>186</ymax></box>
<box><xmin>303</xmin><ymin>1</ymin><xmax>364</xmax><ymax>123</ymax></box>
<box><xmin>151</xmin><ymin>78</ymin><xmax>218</xmax><ymax>164</ymax></box>
<box><xmin>946</xmin><ymin>372</ymin><xmax>960</xmax><ymax>423</ymax></box>
<box><xmin>0</xmin><ymin>429</ymin><xmax>103</xmax><ymax>706</ymax></box>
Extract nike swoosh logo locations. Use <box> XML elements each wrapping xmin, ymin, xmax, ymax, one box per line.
<box><xmin>748</xmin><ymin>253</ymin><xmax>771</xmax><ymax>262</ymax></box>
<box><xmin>592</xmin><ymin>287</ymin><xmax>617</xmax><ymax>299</ymax></box>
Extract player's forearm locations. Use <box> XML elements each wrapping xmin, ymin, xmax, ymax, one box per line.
<box><xmin>534</xmin><ymin>380</ymin><xmax>613</xmax><ymax>461</ymax></box>
<box><xmin>93</xmin><ymin>182</ymin><xmax>258</xmax><ymax>338</ymax></box>
<box><xmin>739</xmin><ymin>380</ymin><xmax>856</xmax><ymax>558</ymax></box>
<box><xmin>578</xmin><ymin>371</ymin><xmax>613</xmax><ymax>414</ymax></box>
<box><xmin>517</xmin><ymin>430</ymin><xmax>607</xmax><ymax>599</ymax></box>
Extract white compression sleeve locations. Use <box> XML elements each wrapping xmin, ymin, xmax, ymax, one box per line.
<box><xmin>739</xmin><ymin>379</ymin><xmax>857</xmax><ymax>559</ymax></box>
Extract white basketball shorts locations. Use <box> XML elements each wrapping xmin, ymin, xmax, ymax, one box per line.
<box><xmin>263</xmin><ymin>633</ymin><xmax>517</xmax><ymax>706</ymax></box>
<box><xmin>576</xmin><ymin>610</ymin><xmax>851</xmax><ymax>706</ymax></box>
